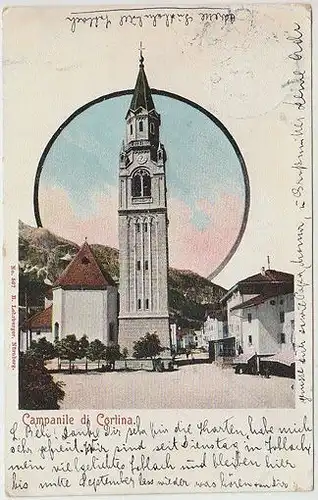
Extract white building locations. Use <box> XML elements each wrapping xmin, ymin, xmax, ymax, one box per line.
<box><xmin>230</xmin><ymin>292</ymin><xmax>294</xmax><ymax>356</ymax></box>
<box><xmin>20</xmin><ymin>306</ymin><xmax>54</xmax><ymax>351</ymax></box>
<box><xmin>52</xmin><ymin>241</ymin><xmax>118</xmax><ymax>344</ymax></box>
<box><xmin>203</xmin><ymin>310</ymin><xmax>227</xmax><ymax>344</ymax></box>
<box><xmin>22</xmin><ymin>241</ymin><xmax>118</xmax><ymax>348</ymax></box>
<box><xmin>176</xmin><ymin>329</ymin><xmax>196</xmax><ymax>351</ymax></box>
<box><xmin>220</xmin><ymin>268</ymin><xmax>294</xmax><ymax>356</ymax></box>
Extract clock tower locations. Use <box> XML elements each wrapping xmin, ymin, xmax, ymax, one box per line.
<box><xmin>118</xmin><ymin>50</ymin><xmax>170</xmax><ymax>354</ymax></box>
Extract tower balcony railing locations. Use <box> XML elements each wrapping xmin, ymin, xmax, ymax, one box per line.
<box><xmin>132</xmin><ymin>196</ymin><xmax>152</xmax><ymax>204</ymax></box>
<box><xmin>125</xmin><ymin>139</ymin><xmax>151</xmax><ymax>150</ymax></box>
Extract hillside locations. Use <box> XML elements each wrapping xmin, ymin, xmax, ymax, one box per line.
<box><xmin>19</xmin><ymin>221</ymin><xmax>226</xmax><ymax>327</ymax></box>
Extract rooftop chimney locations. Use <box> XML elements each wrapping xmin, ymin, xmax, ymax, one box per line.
<box><xmin>267</xmin><ymin>255</ymin><xmax>271</xmax><ymax>269</ymax></box>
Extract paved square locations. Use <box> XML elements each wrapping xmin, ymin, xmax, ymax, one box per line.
<box><xmin>53</xmin><ymin>364</ymin><xmax>294</xmax><ymax>409</ymax></box>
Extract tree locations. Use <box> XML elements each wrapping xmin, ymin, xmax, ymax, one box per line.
<box><xmin>54</xmin><ymin>339</ymin><xmax>62</xmax><ymax>371</ymax></box>
<box><xmin>19</xmin><ymin>352</ymin><xmax>65</xmax><ymax>410</ymax></box>
<box><xmin>28</xmin><ymin>337</ymin><xmax>57</xmax><ymax>361</ymax></box>
<box><xmin>104</xmin><ymin>344</ymin><xmax>121</xmax><ymax>370</ymax></box>
<box><xmin>78</xmin><ymin>335</ymin><xmax>89</xmax><ymax>372</ymax></box>
<box><xmin>55</xmin><ymin>335</ymin><xmax>80</xmax><ymax>373</ymax></box>
<box><xmin>122</xmin><ymin>347</ymin><xmax>129</xmax><ymax>369</ymax></box>
<box><xmin>133</xmin><ymin>333</ymin><xmax>164</xmax><ymax>370</ymax></box>
<box><xmin>86</xmin><ymin>339</ymin><xmax>106</xmax><ymax>370</ymax></box>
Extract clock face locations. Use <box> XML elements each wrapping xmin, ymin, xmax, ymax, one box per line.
<box><xmin>137</xmin><ymin>153</ymin><xmax>147</xmax><ymax>165</ymax></box>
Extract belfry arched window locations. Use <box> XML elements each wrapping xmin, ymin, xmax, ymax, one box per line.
<box><xmin>132</xmin><ymin>169</ymin><xmax>151</xmax><ymax>197</ymax></box>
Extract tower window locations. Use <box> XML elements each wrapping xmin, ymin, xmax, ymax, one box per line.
<box><xmin>144</xmin><ymin>223</ymin><xmax>148</xmax><ymax>232</ymax></box>
<box><xmin>137</xmin><ymin>260</ymin><xmax>141</xmax><ymax>270</ymax></box>
<box><xmin>145</xmin><ymin>299</ymin><xmax>149</xmax><ymax>309</ymax></box>
<box><xmin>150</xmin><ymin>123</ymin><xmax>154</xmax><ymax>134</ymax></box>
<box><xmin>132</xmin><ymin>169</ymin><xmax>151</xmax><ymax>198</ymax></box>
<box><xmin>143</xmin><ymin>172</ymin><xmax>151</xmax><ymax>196</ymax></box>
<box><xmin>130</xmin><ymin>123</ymin><xmax>133</xmax><ymax>134</ymax></box>
<box><xmin>139</xmin><ymin>120</ymin><xmax>143</xmax><ymax>132</ymax></box>
<box><xmin>280</xmin><ymin>311</ymin><xmax>285</xmax><ymax>323</ymax></box>
<box><xmin>136</xmin><ymin>223</ymin><xmax>140</xmax><ymax>232</ymax></box>
<box><xmin>145</xmin><ymin>260</ymin><xmax>149</xmax><ymax>270</ymax></box>
<box><xmin>280</xmin><ymin>333</ymin><xmax>286</xmax><ymax>344</ymax></box>
<box><xmin>248</xmin><ymin>335</ymin><xmax>252</xmax><ymax>346</ymax></box>
<box><xmin>247</xmin><ymin>313</ymin><xmax>252</xmax><ymax>323</ymax></box>
<box><xmin>138</xmin><ymin>299</ymin><xmax>141</xmax><ymax>310</ymax></box>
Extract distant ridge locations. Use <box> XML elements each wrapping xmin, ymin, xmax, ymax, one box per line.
<box><xmin>19</xmin><ymin>221</ymin><xmax>227</xmax><ymax>328</ymax></box>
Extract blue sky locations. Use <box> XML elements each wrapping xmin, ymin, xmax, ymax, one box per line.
<box><xmin>40</xmin><ymin>94</ymin><xmax>246</xmax><ymax>231</ymax></box>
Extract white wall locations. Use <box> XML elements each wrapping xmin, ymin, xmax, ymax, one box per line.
<box><xmin>19</xmin><ymin>328</ymin><xmax>54</xmax><ymax>352</ymax></box>
<box><xmin>52</xmin><ymin>288</ymin><xmax>63</xmax><ymax>340</ymax></box>
<box><xmin>241</xmin><ymin>311</ymin><xmax>260</xmax><ymax>353</ymax></box>
<box><xmin>226</xmin><ymin>291</ymin><xmax>258</xmax><ymax>348</ymax></box>
<box><xmin>203</xmin><ymin>316</ymin><xmax>224</xmax><ymax>345</ymax></box>
<box><xmin>241</xmin><ymin>293</ymin><xmax>295</xmax><ymax>355</ymax></box>
<box><xmin>52</xmin><ymin>288</ymin><xmax>119</xmax><ymax>344</ymax></box>
<box><xmin>194</xmin><ymin>329</ymin><xmax>204</xmax><ymax>348</ymax></box>
<box><xmin>63</xmin><ymin>290</ymin><xmax>105</xmax><ymax>341</ymax></box>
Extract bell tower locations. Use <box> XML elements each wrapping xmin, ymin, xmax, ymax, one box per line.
<box><xmin>118</xmin><ymin>48</ymin><xmax>170</xmax><ymax>354</ymax></box>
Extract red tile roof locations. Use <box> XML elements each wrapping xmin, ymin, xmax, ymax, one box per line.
<box><xmin>221</xmin><ymin>269</ymin><xmax>294</xmax><ymax>303</ymax></box>
<box><xmin>54</xmin><ymin>241</ymin><xmax>115</xmax><ymax>288</ymax></box>
<box><xmin>26</xmin><ymin>306</ymin><xmax>52</xmax><ymax>329</ymax></box>
<box><xmin>231</xmin><ymin>293</ymin><xmax>272</xmax><ymax>311</ymax></box>
<box><xmin>230</xmin><ymin>283</ymin><xmax>294</xmax><ymax>311</ymax></box>
<box><xmin>239</xmin><ymin>269</ymin><xmax>293</xmax><ymax>284</ymax></box>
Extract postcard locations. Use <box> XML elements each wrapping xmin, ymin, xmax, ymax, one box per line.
<box><xmin>3</xmin><ymin>3</ymin><xmax>313</xmax><ymax>496</ymax></box>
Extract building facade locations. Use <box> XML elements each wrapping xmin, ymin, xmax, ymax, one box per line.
<box><xmin>220</xmin><ymin>268</ymin><xmax>294</xmax><ymax>356</ymax></box>
<box><xmin>203</xmin><ymin>311</ymin><xmax>227</xmax><ymax>345</ymax></box>
<box><xmin>118</xmin><ymin>52</ymin><xmax>170</xmax><ymax>353</ymax></box>
<box><xmin>230</xmin><ymin>292</ymin><xmax>295</xmax><ymax>355</ymax></box>
<box><xmin>20</xmin><ymin>306</ymin><xmax>53</xmax><ymax>351</ymax></box>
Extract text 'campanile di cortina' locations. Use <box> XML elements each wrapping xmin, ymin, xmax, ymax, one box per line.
<box><xmin>118</xmin><ymin>49</ymin><xmax>171</xmax><ymax>354</ymax></box>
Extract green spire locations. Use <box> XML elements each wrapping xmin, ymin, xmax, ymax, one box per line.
<box><xmin>128</xmin><ymin>51</ymin><xmax>155</xmax><ymax>113</ymax></box>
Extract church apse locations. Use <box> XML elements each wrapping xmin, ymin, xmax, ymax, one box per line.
<box><xmin>118</xmin><ymin>50</ymin><xmax>170</xmax><ymax>354</ymax></box>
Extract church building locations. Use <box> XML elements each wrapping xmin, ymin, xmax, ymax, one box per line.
<box><xmin>20</xmin><ymin>240</ymin><xmax>118</xmax><ymax>350</ymax></box>
<box><xmin>118</xmin><ymin>51</ymin><xmax>171</xmax><ymax>353</ymax></box>
<box><xmin>51</xmin><ymin>241</ymin><xmax>118</xmax><ymax>344</ymax></box>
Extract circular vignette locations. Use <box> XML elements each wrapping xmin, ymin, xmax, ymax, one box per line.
<box><xmin>33</xmin><ymin>89</ymin><xmax>250</xmax><ymax>281</ymax></box>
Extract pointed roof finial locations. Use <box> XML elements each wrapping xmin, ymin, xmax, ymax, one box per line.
<box><xmin>139</xmin><ymin>41</ymin><xmax>145</xmax><ymax>67</ymax></box>
<box><xmin>127</xmin><ymin>42</ymin><xmax>155</xmax><ymax>115</ymax></box>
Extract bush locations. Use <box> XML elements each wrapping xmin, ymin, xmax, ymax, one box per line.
<box><xmin>19</xmin><ymin>353</ymin><xmax>65</xmax><ymax>410</ymax></box>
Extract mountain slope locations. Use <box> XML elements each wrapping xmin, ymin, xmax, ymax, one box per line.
<box><xmin>19</xmin><ymin>221</ymin><xmax>226</xmax><ymax>327</ymax></box>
